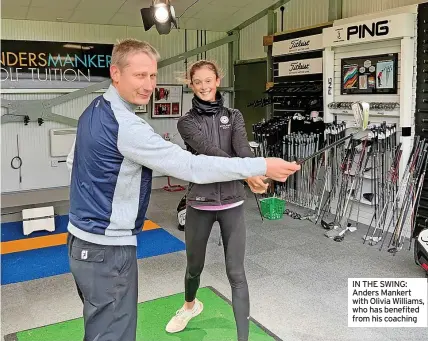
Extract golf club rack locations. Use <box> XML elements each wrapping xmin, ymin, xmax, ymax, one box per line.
<box><xmin>249</xmin><ymin>10</ymin><xmax>428</xmax><ymax>274</ymax></box>
<box><xmin>247</xmin><ymin>80</ymin><xmax>324</xmax><ymax>116</ymax></box>
<box><xmin>251</xmin><ymin>105</ymin><xmax>428</xmax><ymax>253</ymax></box>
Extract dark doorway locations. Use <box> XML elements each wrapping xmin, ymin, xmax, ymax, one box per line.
<box><xmin>234</xmin><ymin>60</ymin><xmax>267</xmax><ymax>137</ymax></box>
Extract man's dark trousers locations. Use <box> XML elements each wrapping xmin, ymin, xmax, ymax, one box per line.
<box><xmin>67</xmin><ymin>233</ymin><xmax>138</xmax><ymax>341</ymax></box>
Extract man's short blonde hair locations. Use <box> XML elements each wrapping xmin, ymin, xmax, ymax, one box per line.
<box><xmin>111</xmin><ymin>38</ymin><xmax>161</xmax><ymax>69</ymax></box>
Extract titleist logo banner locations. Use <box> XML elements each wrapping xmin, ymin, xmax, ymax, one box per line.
<box><xmin>273</xmin><ymin>34</ymin><xmax>323</xmax><ymax>56</ymax></box>
<box><xmin>277</xmin><ymin>57</ymin><xmax>323</xmax><ymax>76</ymax></box>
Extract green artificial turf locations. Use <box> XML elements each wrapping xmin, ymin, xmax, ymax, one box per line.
<box><xmin>9</xmin><ymin>287</ymin><xmax>280</xmax><ymax>341</ymax></box>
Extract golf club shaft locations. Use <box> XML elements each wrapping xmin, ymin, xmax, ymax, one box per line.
<box><xmin>297</xmin><ymin>134</ymin><xmax>354</xmax><ymax>165</ymax></box>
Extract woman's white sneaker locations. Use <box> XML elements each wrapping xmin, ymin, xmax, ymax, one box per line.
<box><xmin>165</xmin><ymin>299</ymin><xmax>204</xmax><ymax>333</ymax></box>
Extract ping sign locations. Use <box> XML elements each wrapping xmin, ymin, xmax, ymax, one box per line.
<box><xmin>347</xmin><ymin>20</ymin><xmax>389</xmax><ymax>40</ymax></box>
<box><xmin>323</xmin><ymin>13</ymin><xmax>415</xmax><ymax>47</ymax></box>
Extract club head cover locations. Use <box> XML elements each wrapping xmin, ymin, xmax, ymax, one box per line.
<box><xmin>334</xmin><ymin>235</ymin><xmax>345</xmax><ymax>242</ymax></box>
<box><xmin>321</xmin><ymin>220</ymin><xmax>334</xmax><ymax>230</ymax></box>
<box><xmin>363</xmin><ymin>193</ymin><xmax>374</xmax><ymax>202</ymax></box>
<box><xmin>351</xmin><ymin>101</ymin><xmax>370</xmax><ymax>130</ymax></box>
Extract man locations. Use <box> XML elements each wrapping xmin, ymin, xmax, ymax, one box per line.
<box><xmin>66</xmin><ymin>38</ymin><xmax>300</xmax><ymax>341</ymax></box>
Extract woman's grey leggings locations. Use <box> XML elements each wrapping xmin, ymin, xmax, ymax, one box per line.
<box><xmin>185</xmin><ymin>204</ymin><xmax>249</xmax><ymax>341</ymax></box>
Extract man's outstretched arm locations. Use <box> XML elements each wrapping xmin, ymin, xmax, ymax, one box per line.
<box><xmin>117</xmin><ymin>119</ymin><xmax>300</xmax><ymax>184</ymax></box>
<box><xmin>118</xmin><ymin>119</ymin><xmax>265</xmax><ymax>184</ymax></box>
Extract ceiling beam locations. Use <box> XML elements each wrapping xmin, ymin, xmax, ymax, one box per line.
<box><xmin>227</xmin><ymin>0</ymin><xmax>292</xmax><ymax>34</ymax></box>
<box><xmin>158</xmin><ymin>31</ymin><xmax>239</xmax><ymax>68</ymax></box>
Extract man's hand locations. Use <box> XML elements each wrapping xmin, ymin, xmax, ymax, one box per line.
<box><xmin>246</xmin><ymin>176</ymin><xmax>269</xmax><ymax>194</ymax></box>
<box><xmin>264</xmin><ymin>158</ymin><xmax>301</xmax><ymax>182</ymax></box>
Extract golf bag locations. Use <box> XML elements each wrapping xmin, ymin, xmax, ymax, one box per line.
<box><xmin>177</xmin><ymin>194</ymin><xmax>187</xmax><ymax>231</ymax></box>
<box><xmin>414</xmin><ymin>228</ymin><xmax>428</xmax><ymax>276</ymax></box>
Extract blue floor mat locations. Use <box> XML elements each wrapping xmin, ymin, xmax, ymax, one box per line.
<box><xmin>1</xmin><ymin>215</ymin><xmax>70</xmax><ymax>242</ymax></box>
<box><xmin>1</xmin><ymin>215</ymin><xmax>151</xmax><ymax>242</ymax></box>
<box><xmin>1</xmin><ymin>229</ymin><xmax>185</xmax><ymax>285</ymax></box>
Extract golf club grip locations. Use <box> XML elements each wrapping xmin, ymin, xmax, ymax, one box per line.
<box><xmin>297</xmin><ymin>134</ymin><xmax>354</xmax><ymax>165</ymax></box>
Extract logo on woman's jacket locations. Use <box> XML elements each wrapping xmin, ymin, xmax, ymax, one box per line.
<box><xmin>220</xmin><ymin>116</ymin><xmax>231</xmax><ymax>129</ymax></box>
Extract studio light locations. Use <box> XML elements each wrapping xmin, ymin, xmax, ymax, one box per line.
<box><xmin>140</xmin><ymin>0</ymin><xmax>177</xmax><ymax>35</ymax></box>
<box><xmin>154</xmin><ymin>5</ymin><xmax>169</xmax><ymax>23</ymax></box>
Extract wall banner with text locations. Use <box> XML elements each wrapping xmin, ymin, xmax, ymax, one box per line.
<box><xmin>1</xmin><ymin>40</ymin><xmax>113</xmax><ymax>89</ymax></box>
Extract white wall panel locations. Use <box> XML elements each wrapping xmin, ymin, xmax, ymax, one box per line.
<box><xmin>238</xmin><ymin>0</ymin><xmax>330</xmax><ymax>61</ymax></box>
<box><xmin>276</xmin><ymin>0</ymin><xmax>329</xmax><ymax>33</ymax></box>
<box><xmin>183</xmin><ymin>29</ymin><xmax>198</xmax><ymax>81</ymax></box>
<box><xmin>1</xmin><ymin>19</ymin><xmax>128</xmax><ymax>43</ymax></box>
<box><xmin>342</xmin><ymin>0</ymin><xmax>426</xmax><ymax>18</ymax></box>
<box><xmin>239</xmin><ymin>16</ymin><xmax>267</xmax><ymax>61</ymax></box>
<box><xmin>1</xmin><ymin>92</ymin><xmax>99</xmax><ymax>193</ymax></box>
<box><xmin>206</xmin><ymin>32</ymin><xmax>230</xmax><ymax>87</ymax></box>
<box><xmin>175</xmin><ymin>30</ymin><xmax>229</xmax><ymax>86</ymax></box>
<box><xmin>127</xmin><ymin>27</ymin><xmax>187</xmax><ymax>84</ymax></box>
<box><xmin>1</xmin><ymin>19</ymin><xmax>230</xmax><ymax>193</ymax></box>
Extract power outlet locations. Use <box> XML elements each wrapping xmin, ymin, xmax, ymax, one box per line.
<box><xmin>51</xmin><ymin>160</ymin><xmax>59</xmax><ymax>167</ymax></box>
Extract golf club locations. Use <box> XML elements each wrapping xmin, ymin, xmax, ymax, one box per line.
<box><xmin>296</xmin><ymin>101</ymin><xmax>370</xmax><ymax>165</ymax></box>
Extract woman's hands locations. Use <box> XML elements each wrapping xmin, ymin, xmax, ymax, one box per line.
<box><xmin>245</xmin><ymin>176</ymin><xmax>270</xmax><ymax>194</ymax></box>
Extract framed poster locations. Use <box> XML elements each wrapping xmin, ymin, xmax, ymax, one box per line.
<box><xmin>151</xmin><ymin>84</ymin><xmax>183</xmax><ymax>118</ymax></box>
<box><xmin>135</xmin><ymin>104</ymin><xmax>148</xmax><ymax>113</ymax></box>
<box><xmin>341</xmin><ymin>53</ymin><xmax>398</xmax><ymax>95</ymax></box>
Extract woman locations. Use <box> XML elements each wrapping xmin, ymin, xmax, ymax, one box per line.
<box><xmin>165</xmin><ymin>60</ymin><xmax>268</xmax><ymax>341</ymax></box>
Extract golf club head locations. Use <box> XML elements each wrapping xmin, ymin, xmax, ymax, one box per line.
<box><xmin>363</xmin><ymin>193</ymin><xmax>374</xmax><ymax>202</ymax></box>
<box><xmin>351</xmin><ymin>101</ymin><xmax>369</xmax><ymax>130</ymax></box>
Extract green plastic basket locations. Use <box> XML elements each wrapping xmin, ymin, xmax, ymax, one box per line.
<box><xmin>260</xmin><ymin>197</ymin><xmax>285</xmax><ymax>220</ymax></box>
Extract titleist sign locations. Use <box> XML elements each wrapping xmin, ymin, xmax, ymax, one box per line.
<box><xmin>278</xmin><ymin>57</ymin><xmax>322</xmax><ymax>76</ymax></box>
<box><xmin>290</xmin><ymin>39</ymin><xmax>310</xmax><ymax>48</ymax></box>
<box><xmin>273</xmin><ymin>34</ymin><xmax>323</xmax><ymax>56</ymax></box>
<box><xmin>289</xmin><ymin>62</ymin><xmax>310</xmax><ymax>72</ymax></box>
